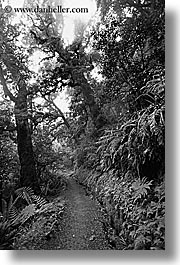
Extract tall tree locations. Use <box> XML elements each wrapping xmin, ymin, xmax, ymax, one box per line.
<box><xmin>27</xmin><ymin>5</ymin><xmax>107</xmax><ymax>133</ymax></box>
<box><xmin>0</xmin><ymin>6</ymin><xmax>40</xmax><ymax>193</ymax></box>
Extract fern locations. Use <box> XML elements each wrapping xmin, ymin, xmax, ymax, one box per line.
<box><xmin>8</xmin><ymin>206</ymin><xmax>20</xmax><ymax>222</ymax></box>
<box><xmin>14</xmin><ymin>187</ymin><xmax>35</xmax><ymax>205</ymax></box>
<box><xmin>12</xmin><ymin>204</ymin><xmax>36</xmax><ymax>226</ymax></box>
<box><xmin>31</xmin><ymin>195</ymin><xmax>47</xmax><ymax>208</ymax></box>
<box><xmin>0</xmin><ymin>220</ymin><xmax>17</xmax><ymax>249</ymax></box>
<box><xmin>131</xmin><ymin>178</ymin><xmax>153</xmax><ymax>203</ymax></box>
<box><xmin>74</xmin><ymin>67</ymin><xmax>165</xmax><ymax>250</ymax></box>
<box><xmin>1</xmin><ymin>186</ymin><xmax>48</xmax><ymax>227</ymax></box>
<box><xmin>13</xmin><ymin>198</ymin><xmax>65</xmax><ymax>249</ymax></box>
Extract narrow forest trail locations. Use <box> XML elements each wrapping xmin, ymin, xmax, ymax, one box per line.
<box><xmin>51</xmin><ymin>175</ymin><xmax>110</xmax><ymax>250</ymax></box>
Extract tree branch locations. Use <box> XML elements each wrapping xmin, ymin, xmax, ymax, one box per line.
<box><xmin>43</xmin><ymin>96</ymin><xmax>71</xmax><ymax>130</ymax></box>
<box><xmin>43</xmin><ymin>96</ymin><xmax>79</xmax><ymax>143</ymax></box>
<box><xmin>0</xmin><ymin>64</ymin><xmax>16</xmax><ymax>102</ymax></box>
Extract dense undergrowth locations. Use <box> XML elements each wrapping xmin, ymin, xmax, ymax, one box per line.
<box><xmin>77</xmin><ymin>167</ymin><xmax>165</xmax><ymax>250</ymax></box>
<box><xmin>0</xmin><ymin>172</ymin><xmax>66</xmax><ymax>249</ymax></box>
<box><xmin>14</xmin><ymin>196</ymin><xmax>65</xmax><ymax>250</ymax></box>
<box><xmin>74</xmin><ymin>1</ymin><xmax>165</xmax><ymax>249</ymax></box>
<box><xmin>76</xmin><ymin>70</ymin><xmax>165</xmax><ymax>250</ymax></box>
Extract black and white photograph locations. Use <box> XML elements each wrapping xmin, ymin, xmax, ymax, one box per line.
<box><xmin>0</xmin><ymin>0</ymin><xmax>165</xmax><ymax>251</ymax></box>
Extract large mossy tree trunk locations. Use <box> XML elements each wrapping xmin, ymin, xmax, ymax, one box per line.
<box><xmin>0</xmin><ymin>65</ymin><xmax>40</xmax><ymax>194</ymax></box>
<box><xmin>15</xmin><ymin>86</ymin><xmax>40</xmax><ymax>194</ymax></box>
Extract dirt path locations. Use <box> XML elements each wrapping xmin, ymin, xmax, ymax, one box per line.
<box><xmin>53</xmin><ymin>177</ymin><xmax>110</xmax><ymax>250</ymax></box>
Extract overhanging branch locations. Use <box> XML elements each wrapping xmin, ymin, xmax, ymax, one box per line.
<box><xmin>44</xmin><ymin>96</ymin><xmax>71</xmax><ymax>130</ymax></box>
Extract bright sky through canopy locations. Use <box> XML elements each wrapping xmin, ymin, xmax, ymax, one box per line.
<box><xmin>3</xmin><ymin>0</ymin><xmax>97</xmax><ymax>43</ymax></box>
<box><xmin>62</xmin><ymin>0</ymin><xmax>97</xmax><ymax>44</ymax></box>
<box><xmin>2</xmin><ymin>0</ymin><xmax>97</xmax><ymax>111</ymax></box>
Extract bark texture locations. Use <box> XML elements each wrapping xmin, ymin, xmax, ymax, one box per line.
<box><xmin>0</xmin><ymin>65</ymin><xmax>40</xmax><ymax>193</ymax></box>
<box><xmin>15</xmin><ymin>85</ymin><xmax>40</xmax><ymax>193</ymax></box>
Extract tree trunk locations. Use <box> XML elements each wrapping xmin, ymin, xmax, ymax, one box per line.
<box><xmin>73</xmin><ymin>71</ymin><xmax>107</xmax><ymax>130</ymax></box>
<box><xmin>0</xmin><ymin>57</ymin><xmax>40</xmax><ymax>194</ymax></box>
<box><xmin>15</xmin><ymin>87</ymin><xmax>40</xmax><ymax>194</ymax></box>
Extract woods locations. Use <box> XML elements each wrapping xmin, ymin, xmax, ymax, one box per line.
<box><xmin>0</xmin><ymin>0</ymin><xmax>165</xmax><ymax>250</ymax></box>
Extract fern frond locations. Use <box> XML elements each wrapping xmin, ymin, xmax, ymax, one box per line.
<box><xmin>31</xmin><ymin>195</ymin><xmax>47</xmax><ymax>208</ymax></box>
<box><xmin>8</xmin><ymin>206</ymin><xmax>19</xmax><ymax>222</ymax></box>
<box><xmin>14</xmin><ymin>187</ymin><xmax>35</xmax><ymax>205</ymax></box>
<box><xmin>12</xmin><ymin>204</ymin><xmax>36</xmax><ymax>226</ymax></box>
<box><xmin>132</xmin><ymin>178</ymin><xmax>153</xmax><ymax>203</ymax></box>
